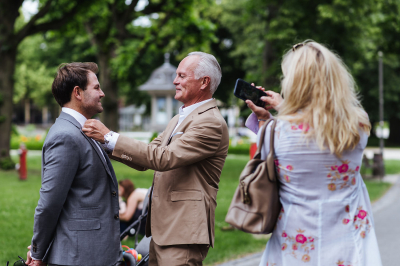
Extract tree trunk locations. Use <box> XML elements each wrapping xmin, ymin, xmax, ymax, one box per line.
<box><xmin>388</xmin><ymin>115</ymin><xmax>400</xmax><ymax>145</ymax></box>
<box><xmin>262</xmin><ymin>39</ymin><xmax>277</xmax><ymax>88</ymax></box>
<box><xmin>98</xmin><ymin>51</ymin><xmax>119</xmax><ymax>131</ymax></box>
<box><xmin>0</xmin><ymin>48</ymin><xmax>17</xmax><ymax>160</ymax></box>
<box><xmin>262</xmin><ymin>4</ymin><xmax>279</xmax><ymax>89</ymax></box>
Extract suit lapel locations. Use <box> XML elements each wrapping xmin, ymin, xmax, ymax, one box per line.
<box><xmin>160</xmin><ymin>115</ymin><xmax>180</xmax><ymax>147</ymax></box>
<box><xmin>165</xmin><ymin>99</ymin><xmax>218</xmax><ymax>145</ymax></box>
<box><xmin>101</xmin><ymin>146</ymin><xmax>118</xmax><ymax>187</ymax></box>
<box><xmin>58</xmin><ymin>112</ymin><xmax>113</xmax><ymax>179</ymax></box>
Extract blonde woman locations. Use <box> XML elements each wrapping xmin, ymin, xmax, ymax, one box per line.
<box><xmin>246</xmin><ymin>41</ymin><xmax>382</xmax><ymax>265</ymax></box>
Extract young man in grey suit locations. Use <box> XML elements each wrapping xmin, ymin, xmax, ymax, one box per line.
<box><xmin>26</xmin><ymin>63</ymin><xmax>122</xmax><ymax>266</ymax></box>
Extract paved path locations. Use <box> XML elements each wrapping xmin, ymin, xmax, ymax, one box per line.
<box><xmin>373</xmin><ymin>175</ymin><xmax>400</xmax><ymax>266</ymax></box>
<box><xmin>217</xmin><ymin>174</ymin><xmax>400</xmax><ymax>266</ymax></box>
<box><xmin>364</xmin><ymin>147</ymin><xmax>400</xmax><ymax>160</ymax></box>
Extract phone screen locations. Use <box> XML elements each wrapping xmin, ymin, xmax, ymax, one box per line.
<box><xmin>234</xmin><ymin>79</ymin><xmax>266</xmax><ymax>107</ymax></box>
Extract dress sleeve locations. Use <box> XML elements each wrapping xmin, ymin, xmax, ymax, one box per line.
<box><xmin>245</xmin><ymin>113</ymin><xmax>260</xmax><ymax>134</ymax></box>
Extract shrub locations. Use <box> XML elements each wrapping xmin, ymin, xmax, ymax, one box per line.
<box><xmin>0</xmin><ymin>157</ymin><xmax>15</xmax><ymax>170</ymax></box>
<box><xmin>228</xmin><ymin>144</ymin><xmax>250</xmax><ymax>155</ymax></box>
<box><xmin>10</xmin><ymin>135</ymin><xmax>45</xmax><ymax>150</ymax></box>
<box><xmin>149</xmin><ymin>132</ymin><xmax>159</xmax><ymax>143</ymax></box>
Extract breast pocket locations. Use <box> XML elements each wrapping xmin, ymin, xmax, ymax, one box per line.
<box><xmin>72</xmin><ymin>207</ymin><xmax>100</xmax><ymax>219</ymax></box>
<box><xmin>168</xmin><ymin>132</ymin><xmax>184</xmax><ymax>145</ymax></box>
<box><xmin>67</xmin><ymin>219</ymin><xmax>101</xmax><ymax>231</ymax></box>
<box><xmin>171</xmin><ymin>190</ymin><xmax>202</xmax><ymax>201</ymax></box>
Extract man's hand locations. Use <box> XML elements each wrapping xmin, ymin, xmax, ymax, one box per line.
<box><xmin>82</xmin><ymin>119</ymin><xmax>110</xmax><ymax>143</ymax></box>
<box><xmin>26</xmin><ymin>245</ymin><xmax>46</xmax><ymax>266</ymax></box>
<box><xmin>29</xmin><ymin>260</ymin><xmax>46</xmax><ymax>266</ymax></box>
<box><xmin>26</xmin><ymin>245</ymin><xmax>32</xmax><ymax>265</ymax></box>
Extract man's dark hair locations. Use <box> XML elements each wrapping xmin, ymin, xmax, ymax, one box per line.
<box><xmin>52</xmin><ymin>62</ymin><xmax>99</xmax><ymax>107</ymax></box>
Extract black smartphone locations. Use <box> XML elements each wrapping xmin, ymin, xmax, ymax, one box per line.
<box><xmin>233</xmin><ymin>78</ymin><xmax>267</xmax><ymax>107</ymax></box>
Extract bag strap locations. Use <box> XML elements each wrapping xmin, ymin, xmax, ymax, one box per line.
<box><xmin>253</xmin><ymin>118</ymin><xmax>277</xmax><ymax>160</ymax></box>
<box><xmin>268</xmin><ymin>119</ymin><xmax>277</xmax><ymax>159</ymax></box>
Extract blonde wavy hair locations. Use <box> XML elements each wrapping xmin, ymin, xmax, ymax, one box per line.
<box><xmin>278</xmin><ymin>40</ymin><xmax>371</xmax><ymax>156</ymax></box>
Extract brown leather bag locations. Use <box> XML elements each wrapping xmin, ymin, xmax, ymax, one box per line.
<box><xmin>225</xmin><ymin>118</ymin><xmax>281</xmax><ymax>234</ymax></box>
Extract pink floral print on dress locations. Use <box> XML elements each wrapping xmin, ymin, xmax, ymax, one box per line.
<box><xmin>278</xmin><ymin>207</ymin><xmax>284</xmax><ymax>221</ymax></box>
<box><xmin>276</xmin><ymin>162</ymin><xmax>293</xmax><ymax>183</ymax></box>
<box><xmin>298</xmin><ymin>123</ymin><xmax>310</xmax><ymax>133</ymax></box>
<box><xmin>343</xmin><ymin>205</ymin><xmax>371</xmax><ymax>239</ymax></box>
<box><xmin>281</xmin><ymin>229</ymin><xmax>315</xmax><ymax>262</ymax></box>
<box><xmin>326</xmin><ymin>160</ymin><xmax>359</xmax><ymax>191</ymax></box>
<box><xmin>336</xmin><ymin>260</ymin><xmax>354</xmax><ymax>266</ymax></box>
<box><xmin>291</xmin><ymin>122</ymin><xmax>310</xmax><ymax>133</ymax></box>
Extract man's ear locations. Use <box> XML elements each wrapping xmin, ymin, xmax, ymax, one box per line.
<box><xmin>72</xmin><ymin>86</ymin><xmax>83</xmax><ymax>101</ymax></box>
<box><xmin>200</xmin><ymin>76</ymin><xmax>211</xmax><ymax>90</ymax></box>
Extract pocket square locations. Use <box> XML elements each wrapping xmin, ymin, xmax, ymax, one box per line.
<box><xmin>171</xmin><ymin>132</ymin><xmax>184</xmax><ymax>138</ymax></box>
<box><xmin>168</xmin><ymin>132</ymin><xmax>184</xmax><ymax>144</ymax></box>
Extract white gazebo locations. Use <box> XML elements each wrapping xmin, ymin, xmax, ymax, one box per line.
<box><xmin>139</xmin><ymin>53</ymin><xmax>180</xmax><ymax>132</ymax></box>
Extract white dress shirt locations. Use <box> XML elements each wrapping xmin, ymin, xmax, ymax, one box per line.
<box><xmin>61</xmin><ymin>107</ymin><xmax>106</xmax><ymax>161</ymax></box>
<box><xmin>103</xmin><ymin>98</ymin><xmax>214</xmax><ymax>152</ymax></box>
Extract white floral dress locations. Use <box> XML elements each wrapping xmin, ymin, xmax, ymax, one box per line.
<box><xmin>246</xmin><ymin>115</ymin><xmax>382</xmax><ymax>266</ymax></box>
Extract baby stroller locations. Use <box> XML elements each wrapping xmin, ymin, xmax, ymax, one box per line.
<box><xmin>120</xmin><ymin>189</ymin><xmax>152</xmax><ymax>266</ymax></box>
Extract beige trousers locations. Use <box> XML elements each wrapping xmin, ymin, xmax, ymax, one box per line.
<box><xmin>148</xmin><ymin>239</ymin><xmax>210</xmax><ymax>266</ymax></box>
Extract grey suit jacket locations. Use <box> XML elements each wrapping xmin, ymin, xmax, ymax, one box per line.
<box><xmin>31</xmin><ymin>112</ymin><xmax>122</xmax><ymax>266</ymax></box>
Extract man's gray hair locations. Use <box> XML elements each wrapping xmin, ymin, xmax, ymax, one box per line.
<box><xmin>187</xmin><ymin>52</ymin><xmax>222</xmax><ymax>94</ymax></box>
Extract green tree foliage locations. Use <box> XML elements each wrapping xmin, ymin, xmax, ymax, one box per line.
<box><xmin>0</xmin><ymin>0</ymin><xmax>93</xmax><ymax>167</ymax></box>
<box><xmin>215</xmin><ymin>0</ymin><xmax>400</xmax><ymax>144</ymax></box>
<box><xmin>75</xmin><ymin>0</ymin><xmax>218</xmax><ymax>131</ymax></box>
<box><xmin>14</xmin><ymin>35</ymin><xmax>54</xmax><ymax>108</ymax></box>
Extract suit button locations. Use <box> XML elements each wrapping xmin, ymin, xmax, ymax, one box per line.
<box><xmin>114</xmin><ymin>214</ymin><xmax>119</xmax><ymax>220</ymax></box>
<box><xmin>112</xmin><ymin>191</ymin><xmax>117</xmax><ymax>197</ymax></box>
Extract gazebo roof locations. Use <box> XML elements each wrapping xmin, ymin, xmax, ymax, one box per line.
<box><xmin>139</xmin><ymin>53</ymin><xmax>177</xmax><ymax>92</ymax></box>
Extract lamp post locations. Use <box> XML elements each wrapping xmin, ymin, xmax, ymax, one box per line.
<box><xmin>378</xmin><ymin>51</ymin><xmax>384</xmax><ymax>177</ymax></box>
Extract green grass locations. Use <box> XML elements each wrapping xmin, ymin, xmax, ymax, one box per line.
<box><xmin>383</xmin><ymin>160</ymin><xmax>400</xmax><ymax>175</ymax></box>
<box><xmin>0</xmin><ymin>154</ymin><xmax>398</xmax><ymax>265</ymax></box>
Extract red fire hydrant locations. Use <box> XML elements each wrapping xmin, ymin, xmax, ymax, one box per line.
<box><xmin>18</xmin><ymin>143</ymin><xmax>28</xmax><ymax>180</ymax></box>
<box><xmin>249</xmin><ymin>143</ymin><xmax>257</xmax><ymax>159</ymax></box>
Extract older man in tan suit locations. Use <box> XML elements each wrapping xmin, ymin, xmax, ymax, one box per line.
<box><xmin>83</xmin><ymin>52</ymin><xmax>229</xmax><ymax>265</ymax></box>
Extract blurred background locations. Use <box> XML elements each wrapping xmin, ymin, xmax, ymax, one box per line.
<box><xmin>1</xmin><ymin>0</ymin><xmax>400</xmax><ymax>264</ymax></box>
<box><xmin>1</xmin><ymin>0</ymin><xmax>399</xmax><ymax>168</ymax></box>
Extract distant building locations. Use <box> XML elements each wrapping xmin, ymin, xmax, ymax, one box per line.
<box><xmin>139</xmin><ymin>53</ymin><xmax>180</xmax><ymax>132</ymax></box>
<box><xmin>118</xmin><ymin>104</ymin><xmax>147</xmax><ymax>131</ymax></box>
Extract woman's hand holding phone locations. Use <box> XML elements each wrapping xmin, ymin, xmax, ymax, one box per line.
<box><xmin>246</xmin><ymin>83</ymin><xmax>283</xmax><ymax>126</ymax></box>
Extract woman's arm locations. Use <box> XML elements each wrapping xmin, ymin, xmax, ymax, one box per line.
<box><xmin>119</xmin><ymin>191</ymin><xmax>141</xmax><ymax>221</ymax></box>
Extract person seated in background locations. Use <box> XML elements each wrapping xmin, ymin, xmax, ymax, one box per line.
<box><xmin>119</xmin><ymin>179</ymin><xmax>148</xmax><ymax>235</ymax></box>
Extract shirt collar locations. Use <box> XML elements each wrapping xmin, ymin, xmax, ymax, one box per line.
<box><xmin>179</xmin><ymin>98</ymin><xmax>213</xmax><ymax>118</ymax></box>
<box><xmin>62</xmin><ymin>107</ymin><xmax>87</xmax><ymax>128</ymax></box>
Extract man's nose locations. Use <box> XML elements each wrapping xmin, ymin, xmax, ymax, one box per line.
<box><xmin>173</xmin><ymin>75</ymin><xmax>179</xmax><ymax>85</ymax></box>
<box><xmin>100</xmin><ymin>89</ymin><xmax>105</xmax><ymax>97</ymax></box>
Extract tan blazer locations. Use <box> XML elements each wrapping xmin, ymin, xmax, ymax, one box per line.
<box><xmin>111</xmin><ymin>99</ymin><xmax>229</xmax><ymax>247</ymax></box>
